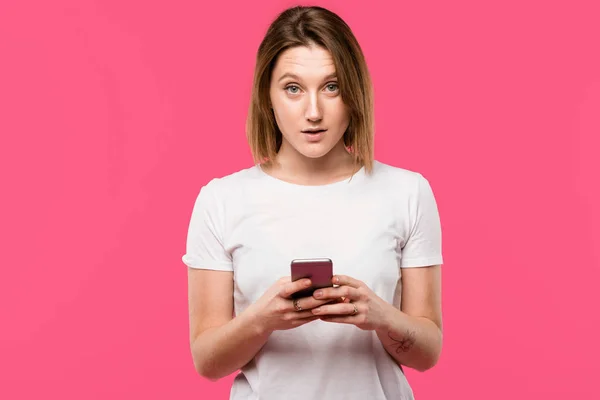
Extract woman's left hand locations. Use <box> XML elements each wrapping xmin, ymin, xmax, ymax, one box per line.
<box><xmin>311</xmin><ymin>275</ymin><xmax>393</xmax><ymax>331</ymax></box>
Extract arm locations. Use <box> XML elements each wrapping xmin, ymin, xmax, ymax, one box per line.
<box><xmin>188</xmin><ymin>268</ymin><xmax>270</xmax><ymax>381</ymax></box>
<box><xmin>188</xmin><ymin>269</ymin><xmax>327</xmax><ymax>381</ymax></box>
<box><xmin>375</xmin><ymin>264</ymin><xmax>443</xmax><ymax>372</ymax></box>
<box><xmin>312</xmin><ymin>266</ymin><xmax>442</xmax><ymax>372</ymax></box>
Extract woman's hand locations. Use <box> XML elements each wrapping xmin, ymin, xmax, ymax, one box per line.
<box><xmin>310</xmin><ymin>275</ymin><xmax>394</xmax><ymax>331</ymax></box>
<box><xmin>250</xmin><ymin>277</ymin><xmax>334</xmax><ymax>334</ymax></box>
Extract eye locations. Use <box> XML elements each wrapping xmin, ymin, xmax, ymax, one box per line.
<box><xmin>325</xmin><ymin>83</ymin><xmax>339</xmax><ymax>92</ymax></box>
<box><xmin>285</xmin><ymin>85</ymin><xmax>300</xmax><ymax>94</ymax></box>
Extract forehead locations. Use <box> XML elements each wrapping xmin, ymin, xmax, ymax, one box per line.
<box><xmin>272</xmin><ymin>45</ymin><xmax>336</xmax><ymax>79</ymax></box>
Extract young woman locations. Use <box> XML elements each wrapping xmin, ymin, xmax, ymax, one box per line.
<box><xmin>183</xmin><ymin>6</ymin><xmax>444</xmax><ymax>400</ymax></box>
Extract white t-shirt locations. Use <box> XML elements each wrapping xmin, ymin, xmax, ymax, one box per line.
<box><xmin>182</xmin><ymin>160</ymin><xmax>444</xmax><ymax>400</ymax></box>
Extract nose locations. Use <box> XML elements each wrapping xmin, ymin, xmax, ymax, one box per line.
<box><xmin>305</xmin><ymin>93</ymin><xmax>323</xmax><ymax>122</ymax></box>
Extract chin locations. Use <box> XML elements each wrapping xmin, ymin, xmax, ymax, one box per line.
<box><xmin>298</xmin><ymin>147</ymin><xmax>334</xmax><ymax>159</ymax></box>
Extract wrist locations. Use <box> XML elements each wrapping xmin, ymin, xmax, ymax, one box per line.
<box><xmin>375</xmin><ymin>301</ymin><xmax>400</xmax><ymax>334</ymax></box>
<box><xmin>243</xmin><ymin>304</ymin><xmax>272</xmax><ymax>338</ymax></box>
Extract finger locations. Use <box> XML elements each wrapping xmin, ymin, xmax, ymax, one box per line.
<box><xmin>289</xmin><ymin>296</ymin><xmax>333</xmax><ymax>312</ymax></box>
<box><xmin>330</xmin><ymin>297</ymin><xmax>347</xmax><ymax>304</ymax></box>
<box><xmin>313</xmin><ymin>286</ymin><xmax>361</xmax><ymax>301</ymax></box>
<box><xmin>311</xmin><ymin>302</ymin><xmax>358</xmax><ymax>316</ymax></box>
<box><xmin>292</xmin><ymin>316</ymin><xmax>321</xmax><ymax>326</ymax></box>
<box><xmin>332</xmin><ymin>275</ymin><xmax>364</xmax><ymax>288</ymax></box>
<box><xmin>332</xmin><ymin>296</ymin><xmax>351</xmax><ymax>304</ymax></box>
<box><xmin>279</xmin><ymin>278</ymin><xmax>312</xmax><ymax>299</ymax></box>
<box><xmin>319</xmin><ymin>316</ymin><xmax>357</xmax><ymax>324</ymax></box>
<box><xmin>286</xmin><ymin>310</ymin><xmax>318</xmax><ymax>319</ymax></box>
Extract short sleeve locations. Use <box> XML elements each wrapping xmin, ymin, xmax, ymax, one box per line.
<box><xmin>181</xmin><ymin>180</ymin><xmax>233</xmax><ymax>271</ymax></box>
<box><xmin>399</xmin><ymin>173</ymin><xmax>444</xmax><ymax>268</ymax></box>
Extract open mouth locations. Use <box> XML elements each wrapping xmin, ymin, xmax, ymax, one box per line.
<box><xmin>302</xmin><ymin>129</ymin><xmax>326</xmax><ymax>142</ymax></box>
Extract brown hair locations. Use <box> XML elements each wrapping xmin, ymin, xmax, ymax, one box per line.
<box><xmin>245</xmin><ymin>6</ymin><xmax>375</xmax><ymax>173</ymax></box>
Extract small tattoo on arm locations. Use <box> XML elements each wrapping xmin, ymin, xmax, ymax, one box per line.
<box><xmin>388</xmin><ymin>330</ymin><xmax>416</xmax><ymax>353</ymax></box>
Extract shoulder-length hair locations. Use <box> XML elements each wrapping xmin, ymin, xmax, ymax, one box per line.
<box><xmin>246</xmin><ymin>6</ymin><xmax>375</xmax><ymax>173</ymax></box>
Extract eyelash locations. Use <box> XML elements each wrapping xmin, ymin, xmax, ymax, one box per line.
<box><xmin>284</xmin><ymin>82</ymin><xmax>339</xmax><ymax>95</ymax></box>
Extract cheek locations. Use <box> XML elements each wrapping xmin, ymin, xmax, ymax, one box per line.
<box><xmin>273</xmin><ymin>106</ymin><xmax>291</xmax><ymax>127</ymax></box>
<box><xmin>329</xmin><ymin>102</ymin><xmax>350</xmax><ymax>125</ymax></box>
<box><xmin>272</xmin><ymin>106</ymin><xmax>298</xmax><ymax>135</ymax></box>
<box><xmin>273</xmin><ymin>100</ymin><xmax>300</xmax><ymax>123</ymax></box>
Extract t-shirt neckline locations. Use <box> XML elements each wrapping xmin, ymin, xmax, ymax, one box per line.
<box><xmin>255</xmin><ymin>163</ymin><xmax>367</xmax><ymax>190</ymax></box>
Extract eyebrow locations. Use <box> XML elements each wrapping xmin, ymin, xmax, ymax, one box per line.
<box><xmin>278</xmin><ymin>72</ymin><xmax>338</xmax><ymax>83</ymax></box>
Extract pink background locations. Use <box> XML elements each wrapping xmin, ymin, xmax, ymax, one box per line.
<box><xmin>1</xmin><ymin>0</ymin><xmax>598</xmax><ymax>398</ymax></box>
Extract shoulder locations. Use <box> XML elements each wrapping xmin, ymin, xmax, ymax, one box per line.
<box><xmin>199</xmin><ymin>164</ymin><xmax>261</xmax><ymax>195</ymax></box>
<box><xmin>370</xmin><ymin>160</ymin><xmax>427</xmax><ymax>193</ymax></box>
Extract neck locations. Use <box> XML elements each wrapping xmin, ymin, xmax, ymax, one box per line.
<box><xmin>265</xmin><ymin>142</ymin><xmax>360</xmax><ymax>186</ymax></box>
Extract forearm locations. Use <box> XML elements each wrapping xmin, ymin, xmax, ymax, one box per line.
<box><xmin>375</xmin><ymin>305</ymin><xmax>443</xmax><ymax>372</ymax></box>
<box><xmin>192</xmin><ymin>308</ymin><xmax>270</xmax><ymax>381</ymax></box>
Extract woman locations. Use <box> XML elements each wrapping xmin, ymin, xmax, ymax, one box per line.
<box><xmin>182</xmin><ymin>5</ymin><xmax>444</xmax><ymax>400</ymax></box>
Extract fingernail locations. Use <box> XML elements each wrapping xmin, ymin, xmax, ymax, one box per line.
<box><xmin>305</xmin><ymin>280</ymin><xmax>312</xmax><ymax>287</ymax></box>
<box><xmin>313</xmin><ymin>308</ymin><xmax>321</xmax><ymax>314</ymax></box>
<box><xmin>333</xmin><ymin>276</ymin><xmax>340</xmax><ymax>284</ymax></box>
<box><xmin>314</xmin><ymin>290</ymin><xmax>322</xmax><ymax>298</ymax></box>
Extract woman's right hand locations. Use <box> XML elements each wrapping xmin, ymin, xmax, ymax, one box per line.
<box><xmin>249</xmin><ymin>277</ymin><xmax>333</xmax><ymax>333</ymax></box>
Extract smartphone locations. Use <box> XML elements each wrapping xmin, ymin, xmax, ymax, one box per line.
<box><xmin>290</xmin><ymin>258</ymin><xmax>334</xmax><ymax>299</ymax></box>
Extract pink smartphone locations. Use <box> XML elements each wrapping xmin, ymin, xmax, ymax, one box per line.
<box><xmin>290</xmin><ymin>258</ymin><xmax>334</xmax><ymax>299</ymax></box>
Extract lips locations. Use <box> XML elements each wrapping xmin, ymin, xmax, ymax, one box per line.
<box><xmin>302</xmin><ymin>129</ymin><xmax>326</xmax><ymax>142</ymax></box>
<box><xmin>303</xmin><ymin>129</ymin><xmax>327</xmax><ymax>134</ymax></box>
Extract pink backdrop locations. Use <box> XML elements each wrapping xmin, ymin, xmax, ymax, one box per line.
<box><xmin>1</xmin><ymin>0</ymin><xmax>598</xmax><ymax>398</ymax></box>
